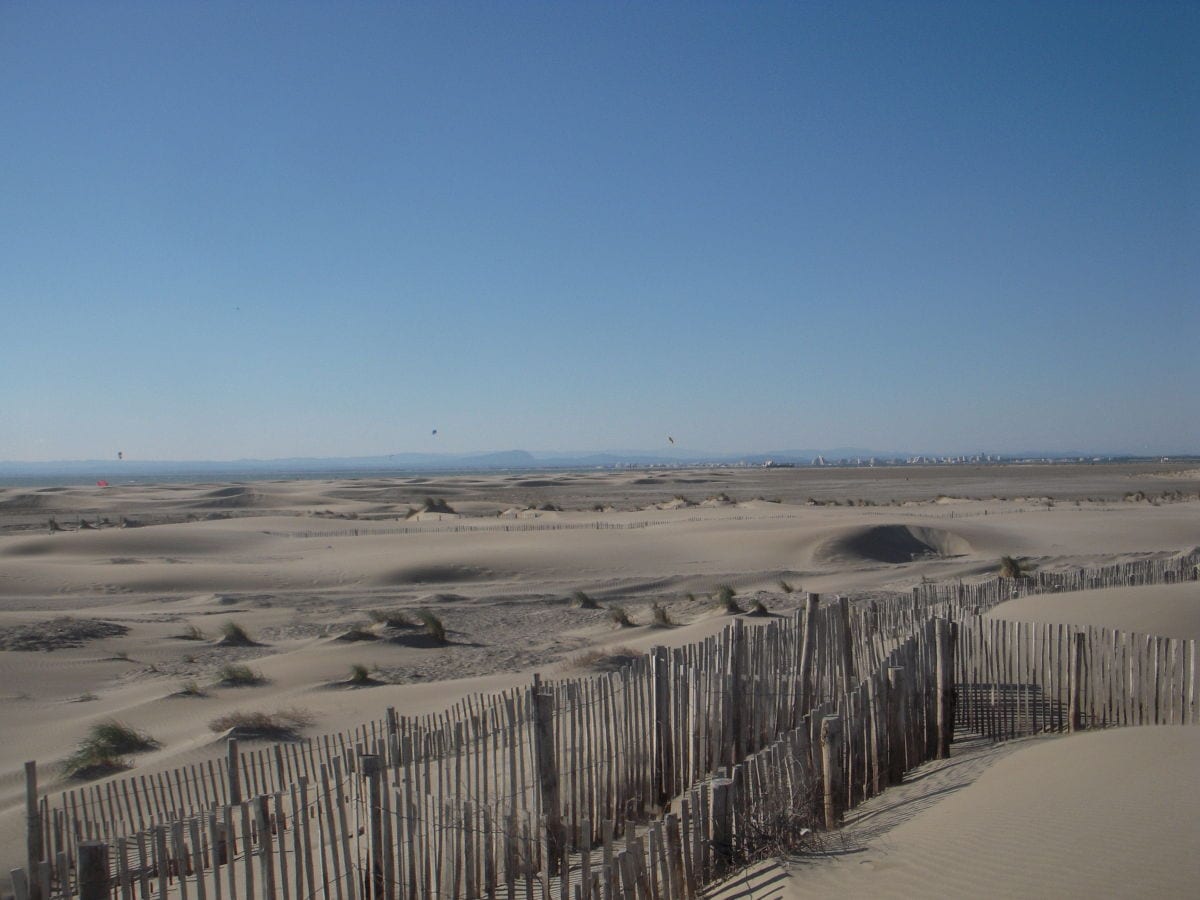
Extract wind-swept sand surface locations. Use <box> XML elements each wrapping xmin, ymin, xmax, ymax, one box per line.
<box><xmin>762</xmin><ymin>727</ymin><xmax>1200</xmax><ymax>899</ymax></box>
<box><xmin>986</xmin><ymin>582</ymin><xmax>1200</xmax><ymax>640</ymax></box>
<box><xmin>1</xmin><ymin>463</ymin><xmax>1197</xmax><ymax>888</ymax></box>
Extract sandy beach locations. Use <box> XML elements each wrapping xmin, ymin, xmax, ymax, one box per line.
<box><xmin>1</xmin><ymin>463</ymin><xmax>1198</xmax><ymax>894</ymax></box>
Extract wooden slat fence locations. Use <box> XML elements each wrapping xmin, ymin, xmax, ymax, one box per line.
<box><xmin>10</xmin><ymin>550</ymin><xmax>1198</xmax><ymax>899</ymax></box>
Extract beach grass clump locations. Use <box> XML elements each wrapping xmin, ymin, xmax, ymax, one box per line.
<box><xmin>999</xmin><ymin>555</ymin><xmax>1029</xmax><ymax>578</ymax></box>
<box><xmin>422</xmin><ymin>497</ymin><xmax>456</xmax><ymax>514</ymax></box>
<box><xmin>64</xmin><ymin>720</ymin><xmax>160</xmax><ymax>779</ymax></box>
<box><xmin>175</xmin><ymin>623</ymin><xmax>206</xmax><ymax>641</ymax></box>
<box><xmin>778</xmin><ymin>580</ymin><xmax>795</xmax><ymax>594</ymax></box>
<box><xmin>369</xmin><ymin>608</ymin><xmax>412</xmax><ymax>629</ymax></box>
<box><xmin>572</xmin><ymin>645</ymin><xmax>641</xmax><ymax>673</ymax></box>
<box><xmin>348</xmin><ymin>663</ymin><xmax>372</xmax><ymax>686</ymax></box>
<box><xmin>607</xmin><ymin>606</ymin><xmax>634</xmax><ymax>628</ymax></box>
<box><xmin>216</xmin><ymin>663</ymin><xmax>266</xmax><ymax>687</ymax></box>
<box><xmin>337</xmin><ymin>625</ymin><xmax>378</xmax><ymax>642</ymax></box>
<box><xmin>716</xmin><ymin>585</ymin><xmax>742</xmax><ymax>614</ymax></box>
<box><xmin>751</xmin><ymin>598</ymin><xmax>770</xmax><ymax>616</ymax></box>
<box><xmin>416</xmin><ymin>609</ymin><xmax>447</xmax><ymax>644</ymax></box>
<box><xmin>173</xmin><ymin>679</ymin><xmax>208</xmax><ymax>698</ymax></box>
<box><xmin>218</xmin><ymin>620</ymin><xmax>258</xmax><ymax>647</ymax></box>
<box><xmin>573</xmin><ymin>590</ymin><xmax>600</xmax><ymax>610</ymax></box>
<box><xmin>208</xmin><ymin>708</ymin><xmax>314</xmax><ymax>740</ymax></box>
<box><xmin>650</xmin><ymin>603</ymin><xmax>673</xmax><ymax>627</ymax></box>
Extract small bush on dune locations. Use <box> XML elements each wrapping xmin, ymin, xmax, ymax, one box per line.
<box><xmin>218</xmin><ymin>621</ymin><xmax>258</xmax><ymax>647</ymax></box>
<box><xmin>173</xmin><ymin>680</ymin><xmax>207</xmax><ymax>698</ymax></box>
<box><xmin>572</xmin><ymin>646</ymin><xmax>641</xmax><ymax>672</ymax></box>
<box><xmin>573</xmin><ymin>590</ymin><xmax>599</xmax><ymax>610</ymax></box>
<box><xmin>650</xmin><ymin>603</ymin><xmax>673</xmax><ymax>627</ymax></box>
<box><xmin>369</xmin><ymin>609</ymin><xmax>412</xmax><ymax>629</ymax></box>
<box><xmin>422</xmin><ymin>497</ymin><xmax>456</xmax><ymax>514</ymax></box>
<box><xmin>999</xmin><ymin>555</ymin><xmax>1029</xmax><ymax>578</ymax></box>
<box><xmin>64</xmin><ymin>721</ymin><xmax>159</xmax><ymax>778</ymax></box>
<box><xmin>348</xmin><ymin>663</ymin><xmax>372</xmax><ymax>686</ymax></box>
<box><xmin>751</xmin><ymin>598</ymin><xmax>769</xmax><ymax>616</ymax></box>
<box><xmin>608</xmin><ymin>606</ymin><xmax>634</xmax><ymax>628</ymax></box>
<box><xmin>217</xmin><ymin>664</ymin><xmax>266</xmax><ymax>687</ymax></box>
<box><xmin>778</xmin><ymin>580</ymin><xmax>795</xmax><ymax>594</ymax></box>
<box><xmin>176</xmin><ymin>623</ymin><xmax>206</xmax><ymax>641</ymax></box>
<box><xmin>716</xmin><ymin>585</ymin><xmax>742</xmax><ymax>614</ymax></box>
<box><xmin>417</xmin><ymin>609</ymin><xmax>447</xmax><ymax>644</ymax></box>
<box><xmin>337</xmin><ymin>626</ymin><xmax>378</xmax><ymax>642</ymax></box>
<box><xmin>208</xmin><ymin>708</ymin><xmax>314</xmax><ymax>740</ymax></box>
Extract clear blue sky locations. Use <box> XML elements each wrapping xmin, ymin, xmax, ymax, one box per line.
<box><xmin>3</xmin><ymin>1</ymin><xmax>1197</xmax><ymax>461</ymax></box>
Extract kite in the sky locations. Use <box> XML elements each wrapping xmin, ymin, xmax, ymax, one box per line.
<box><xmin>667</xmin><ymin>436</ymin><xmax>675</xmax><ymax>444</ymax></box>
<box><xmin>117</xmin><ymin>451</ymin><xmax>123</xmax><ymax>460</ymax></box>
<box><xmin>97</xmin><ymin>480</ymin><xmax>109</xmax><ymax>487</ymax></box>
<box><xmin>432</xmin><ymin>429</ymin><xmax>438</xmax><ymax>436</ymax></box>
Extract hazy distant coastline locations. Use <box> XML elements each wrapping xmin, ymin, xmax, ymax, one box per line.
<box><xmin>2</xmin><ymin>450</ymin><xmax>1196</xmax><ymax>489</ymax></box>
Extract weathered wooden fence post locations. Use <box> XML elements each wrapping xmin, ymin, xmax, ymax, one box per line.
<box><xmin>25</xmin><ymin>762</ymin><xmax>43</xmax><ymax>900</ymax></box>
<box><xmin>532</xmin><ymin>674</ymin><xmax>562</xmax><ymax>876</ymax></box>
<box><xmin>1069</xmin><ymin>632</ymin><xmax>1086</xmax><ymax>733</ymax></box>
<box><xmin>362</xmin><ymin>753</ymin><xmax>385</xmax><ymax>899</ymax></box>
<box><xmin>836</xmin><ymin>596</ymin><xmax>855</xmax><ymax>693</ymax></box>
<box><xmin>886</xmin><ymin>666</ymin><xmax>908</xmax><ymax>783</ymax></box>
<box><xmin>728</xmin><ymin>619</ymin><xmax>745</xmax><ymax>764</ymax></box>
<box><xmin>227</xmin><ymin>739</ymin><xmax>242</xmax><ymax>806</ymax></box>
<box><xmin>652</xmin><ymin>646</ymin><xmax>674</xmax><ymax>808</ymax></box>
<box><xmin>867</xmin><ymin>673</ymin><xmax>884</xmax><ymax>795</ymax></box>
<box><xmin>798</xmin><ymin>593</ymin><xmax>820</xmax><ymax>714</ymax></box>
<box><xmin>254</xmin><ymin>796</ymin><xmax>277</xmax><ymax>900</ymax></box>
<box><xmin>709</xmin><ymin>778</ymin><xmax>733</xmax><ymax>871</ymax></box>
<box><xmin>935</xmin><ymin>619</ymin><xmax>955</xmax><ymax>758</ymax></box>
<box><xmin>78</xmin><ymin>841</ymin><xmax>108</xmax><ymax>900</ymax></box>
<box><xmin>820</xmin><ymin>715</ymin><xmax>844</xmax><ymax>830</ymax></box>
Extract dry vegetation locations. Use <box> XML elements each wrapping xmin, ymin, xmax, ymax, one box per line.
<box><xmin>0</xmin><ymin>617</ymin><xmax>129</xmax><ymax>652</ymax></box>
<box><xmin>216</xmin><ymin>663</ymin><xmax>267</xmax><ymax>687</ymax></box>
<box><xmin>208</xmin><ymin>708</ymin><xmax>314</xmax><ymax>740</ymax></box>
<box><xmin>217</xmin><ymin>621</ymin><xmax>260</xmax><ymax>647</ymax></box>
<box><xmin>64</xmin><ymin>721</ymin><xmax>159</xmax><ymax>779</ymax></box>
<box><xmin>571</xmin><ymin>646</ymin><xmax>643</xmax><ymax>673</ymax></box>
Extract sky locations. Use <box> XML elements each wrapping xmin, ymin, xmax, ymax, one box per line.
<box><xmin>2</xmin><ymin>1</ymin><xmax>1197</xmax><ymax>461</ymax></box>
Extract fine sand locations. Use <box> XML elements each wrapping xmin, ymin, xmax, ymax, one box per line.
<box><xmin>719</xmin><ymin>728</ymin><xmax>1200</xmax><ymax>899</ymax></box>
<box><xmin>1</xmin><ymin>464</ymin><xmax>1198</xmax><ymax>891</ymax></box>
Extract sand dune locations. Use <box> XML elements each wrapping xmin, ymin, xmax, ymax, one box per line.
<box><xmin>0</xmin><ymin>465</ymin><xmax>1197</xmax><ymax>886</ymax></box>
<box><xmin>816</xmin><ymin>523</ymin><xmax>973</xmax><ymax>564</ymax></box>
<box><xmin>987</xmin><ymin>581</ymin><xmax>1200</xmax><ymax>640</ymax></box>
<box><xmin>774</xmin><ymin>728</ymin><xmax>1200</xmax><ymax>899</ymax></box>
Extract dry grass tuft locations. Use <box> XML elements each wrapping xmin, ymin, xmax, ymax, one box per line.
<box><xmin>607</xmin><ymin>606</ymin><xmax>634</xmax><ymax>628</ymax></box>
<box><xmin>417</xmin><ymin>609</ymin><xmax>447</xmax><ymax>644</ymax></box>
<box><xmin>172</xmin><ymin>680</ymin><xmax>208</xmax><ymax>698</ymax></box>
<box><xmin>369</xmin><ymin>608</ymin><xmax>413</xmax><ymax>629</ymax></box>
<box><xmin>716</xmin><ymin>585</ymin><xmax>742</xmax><ymax>614</ymax></box>
<box><xmin>217</xmin><ymin>620</ymin><xmax>259</xmax><ymax>647</ymax></box>
<box><xmin>999</xmin><ymin>555</ymin><xmax>1030</xmax><ymax>578</ymax></box>
<box><xmin>216</xmin><ymin>663</ymin><xmax>266</xmax><ymax>687</ymax></box>
<box><xmin>571</xmin><ymin>646</ymin><xmax>642</xmax><ymax>673</ymax></box>
<box><xmin>336</xmin><ymin>626</ymin><xmax>378</xmax><ymax>642</ymax></box>
<box><xmin>64</xmin><ymin>721</ymin><xmax>159</xmax><ymax>779</ymax></box>
<box><xmin>208</xmin><ymin>708</ymin><xmax>314</xmax><ymax>740</ymax></box>
<box><xmin>573</xmin><ymin>590</ymin><xmax>600</xmax><ymax>610</ymax></box>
